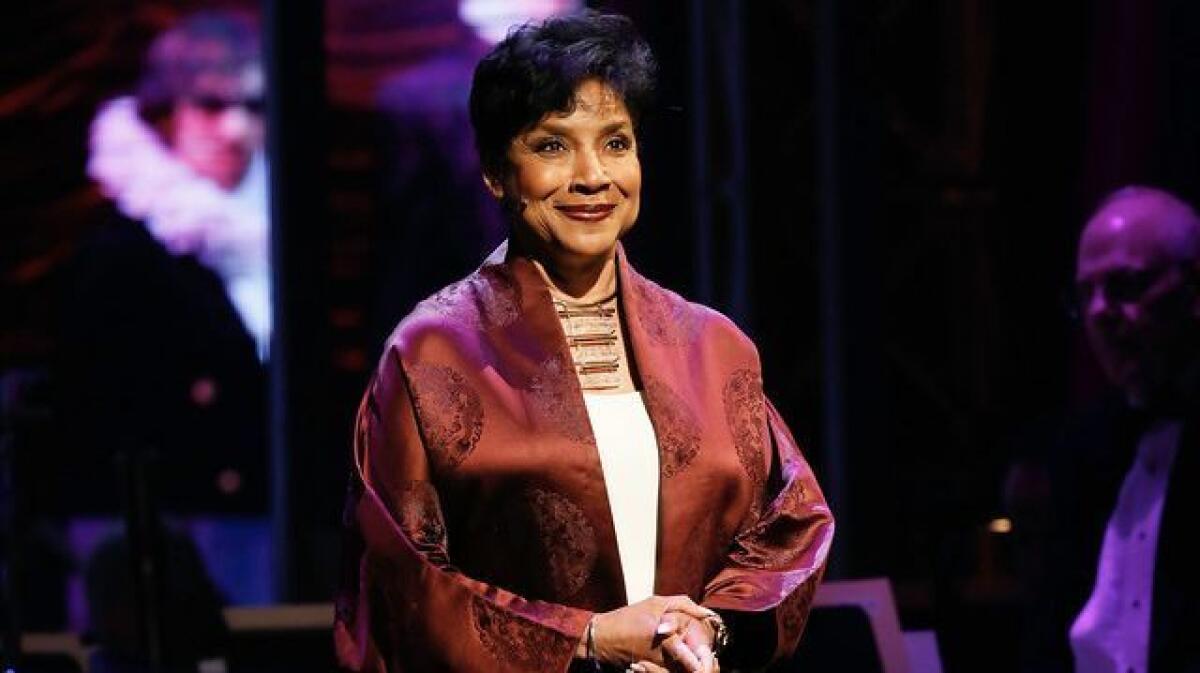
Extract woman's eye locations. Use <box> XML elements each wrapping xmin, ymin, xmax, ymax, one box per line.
<box><xmin>606</xmin><ymin>136</ymin><xmax>632</xmax><ymax>151</ymax></box>
<box><xmin>535</xmin><ymin>139</ymin><xmax>566</xmax><ymax>153</ymax></box>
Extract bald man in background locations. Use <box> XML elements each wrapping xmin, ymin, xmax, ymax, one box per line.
<box><xmin>1077</xmin><ymin>188</ymin><xmax>1200</xmax><ymax>413</ymax></box>
<box><xmin>1022</xmin><ymin>186</ymin><xmax>1200</xmax><ymax>673</ymax></box>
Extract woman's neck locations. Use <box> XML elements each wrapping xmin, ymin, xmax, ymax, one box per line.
<box><xmin>517</xmin><ymin>240</ymin><xmax>619</xmax><ymax>303</ymax></box>
<box><xmin>508</xmin><ymin>236</ymin><xmax>640</xmax><ymax>392</ymax></box>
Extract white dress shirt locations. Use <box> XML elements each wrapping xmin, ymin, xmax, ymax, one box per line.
<box><xmin>1070</xmin><ymin>419</ymin><xmax>1181</xmax><ymax>673</ymax></box>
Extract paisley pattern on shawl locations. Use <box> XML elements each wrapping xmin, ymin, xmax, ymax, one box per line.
<box><xmin>407</xmin><ymin>265</ymin><xmax>521</xmax><ymax>332</ymax></box>
<box><xmin>470</xmin><ymin>595</ymin><xmax>578</xmax><ymax>670</ymax></box>
<box><xmin>526</xmin><ymin>352</ymin><xmax>595</xmax><ymax>445</ymax></box>
<box><xmin>629</xmin><ymin>273</ymin><xmax>702</xmax><ymax>346</ymax></box>
<box><xmin>407</xmin><ymin>362</ymin><xmax>485</xmax><ymax>472</ymax></box>
<box><xmin>643</xmin><ymin>376</ymin><xmax>702</xmax><ymax>478</ymax></box>
<box><xmin>526</xmin><ymin>487</ymin><xmax>598</xmax><ymax>598</ymax></box>
<box><xmin>723</xmin><ymin>368</ymin><xmax>769</xmax><ymax>488</ymax></box>
<box><xmin>394</xmin><ymin>480</ymin><xmax>448</xmax><ymax>555</ymax></box>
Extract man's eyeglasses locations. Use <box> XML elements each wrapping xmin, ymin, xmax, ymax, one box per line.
<box><xmin>189</xmin><ymin>94</ymin><xmax>265</xmax><ymax>115</ymax></box>
<box><xmin>1067</xmin><ymin>263</ymin><xmax>1192</xmax><ymax>321</ymax></box>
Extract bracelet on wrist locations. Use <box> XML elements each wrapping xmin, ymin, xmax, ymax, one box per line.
<box><xmin>702</xmin><ymin>613</ymin><xmax>729</xmax><ymax>655</ymax></box>
<box><xmin>585</xmin><ymin>616</ymin><xmax>600</xmax><ymax>671</ymax></box>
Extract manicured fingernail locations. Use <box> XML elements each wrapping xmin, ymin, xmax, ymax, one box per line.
<box><xmin>656</xmin><ymin>620</ymin><xmax>674</xmax><ymax>635</ymax></box>
<box><xmin>630</xmin><ymin>664</ymin><xmax>645</xmax><ymax>672</ymax></box>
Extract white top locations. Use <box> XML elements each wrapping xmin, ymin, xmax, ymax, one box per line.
<box><xmin>584</xmin><ymin>391</ymin><xmax>660</xmax><ymax>604</ymax></box>
<box><xmin>1070</xmin><ymin>419</ymin><xmax>1181</xmax><ymax>673</ymax></box>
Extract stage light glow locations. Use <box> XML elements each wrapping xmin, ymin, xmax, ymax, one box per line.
<box><xmin>460</xmin><ymin>0</ymin><xmax>582</xmax><ymax>43</ymax></box>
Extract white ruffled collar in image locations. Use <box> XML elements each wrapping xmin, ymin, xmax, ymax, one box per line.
<box><xmin>87</xmin><ymin>96</ymin><xmax>273</xmax><ymax>361</ymax></box>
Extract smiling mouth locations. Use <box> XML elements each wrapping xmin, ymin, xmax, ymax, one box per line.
<box><xmin>556</xmin><ymin>204</ymin><xmax>616</xmax><ymax>222</ymax></box>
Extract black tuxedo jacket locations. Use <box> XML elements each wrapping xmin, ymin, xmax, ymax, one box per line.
<box><xmin>1029</xmin><ymin>393</ymin><xmax>1199</xmax><ymax>673</ymax></box>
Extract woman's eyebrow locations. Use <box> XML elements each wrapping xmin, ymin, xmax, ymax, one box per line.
<box><xmin>533</xmin><ymin>118</ymin><xmax>633</xmax><ymax>136</ymax></box>
<box><xmin>599</xmin><ymin>120</ymin><xmax>633</xmax><ymax>135</ymax></box>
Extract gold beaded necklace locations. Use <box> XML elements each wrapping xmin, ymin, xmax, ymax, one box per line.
<box><xmin>553</xmin><ymin>293</ymin><xmax>627</xmax><ymax>392</ymax></box>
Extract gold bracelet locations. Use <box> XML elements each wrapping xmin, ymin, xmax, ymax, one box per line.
<box><xmin>702</xmin><ymin>613</ymin><xmax>729</xmax><ymax>655</ymax></box>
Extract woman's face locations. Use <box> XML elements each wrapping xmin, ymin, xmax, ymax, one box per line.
<box><xmin>495</xmin><ymin>79</ymin><xmax>642</xmax><ymax>271</ymax></box>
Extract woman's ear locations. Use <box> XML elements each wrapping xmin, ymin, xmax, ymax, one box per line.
<box><xmin>483</xmin><ymin>173</ymin><xmax>504</xmax><ymax>200</ymax></box>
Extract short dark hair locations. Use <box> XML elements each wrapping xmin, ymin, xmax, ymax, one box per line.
<box><xmin>136</xmin><ymin>10</ymin><xmax>261</xmax><ymax>124</ymax></box>
<box><xmin>468</xmin><ymin>11</ymin><xmax>657</xmax><ymax>181</ymax></box>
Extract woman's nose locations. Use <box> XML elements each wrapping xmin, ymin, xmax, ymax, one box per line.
<box><xmin>570</xmin><ymin>149</ymin><xmax>610</xmax><ymax>193</ymax></box>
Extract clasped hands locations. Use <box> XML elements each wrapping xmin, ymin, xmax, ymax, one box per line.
<box><xmin>579</xmin><ymin>595</ymin><xmax>721</xmax><ymax>673</ymax></box>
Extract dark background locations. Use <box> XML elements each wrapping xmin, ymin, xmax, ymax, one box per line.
<box><xmin>5</xmin><ymin>1</ymin><xmax>1200</xmax><ymax>671</ymax></box>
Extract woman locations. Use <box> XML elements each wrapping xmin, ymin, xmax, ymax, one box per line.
<box><xmin>335</xmin><ymin>12</ymin><xmax>834</xmax><ymax>673</ymax></box>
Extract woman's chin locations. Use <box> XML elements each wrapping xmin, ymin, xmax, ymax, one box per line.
<box><xmin>555</xmin><ymin>233</ymin><xmax>621</xmax><ymax>262</ymax></box>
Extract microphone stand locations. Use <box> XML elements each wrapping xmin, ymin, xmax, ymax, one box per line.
<box><xmin>1</xmin><ymin>405</ymin><xmax>21</xmax><ymax>673</ymax></box>
<box><xmin>116</xmin><ymin>446</ymin><xmax>165</xmax><ymax>673</ymax></box>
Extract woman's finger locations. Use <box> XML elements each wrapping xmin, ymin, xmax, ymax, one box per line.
<box><xmin>630</xmin><ymin>661</ymin><xmax>670</xmax><ymax>673</ymax></box>
<box><xmin>660</xmin><ymin>595</ymin><xmax>717</xmax><ymax>620</ymax></box>
<box><xmin>694</xmin><ymin>644</ymin><xmax>715</xmax><ymax>673</ymax></box>
<box><xmin>681</xmin><ymin>620</ymin><xmax>713</xmax><ymax>649</ymax></box>
<box><xmin>661</xmin><ymin>634</ymin><xmax>703</xmax><ymax>673</ymax></box>
<box><xmin>683</xmin><ymin>633</ymin><xmax>715</xmax><ymax>673</ymax></box>
<box><xmin>679</xmin><ymin>620</ymin><xmax>716</xmax><ymax>673</ymax></box>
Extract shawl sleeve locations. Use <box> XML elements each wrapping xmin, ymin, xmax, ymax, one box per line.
<box><xmin>334</xmin><ymin>347</ymin><xmax>593</xmax><ymax>672</ymax></box>
<box><xmin>701</xmin><ymin>398</ymin><xmax>835</xmax><ymax>670</ymax></box>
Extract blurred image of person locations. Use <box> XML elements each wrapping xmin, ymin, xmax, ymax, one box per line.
<box><xmin>56</xmin><ymin>8</ymin><xmax>273</xmax><ymax>613</ymax></box>
<box><xmin>335</xmin><ymin>12</ymin><xmax>833</xmax><ymax>673</ymax></box>
<box><xmin>1018</xmin><ymin>186</ymin><xmax>1200</xmax><ymax>673</ymax></box>
<box><xmin>88</xmin><ymin>8</ymin><xmax>270</xmax><ymax>359</ymax></box>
